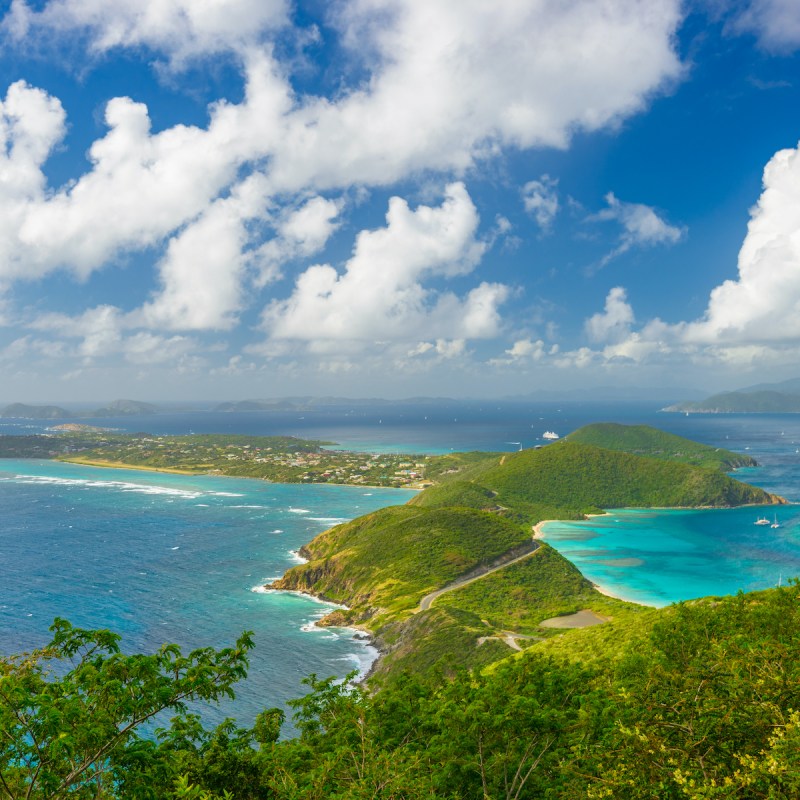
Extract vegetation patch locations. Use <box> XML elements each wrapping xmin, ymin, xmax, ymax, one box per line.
<box><xmin>271</xmin><ymin>505</ymin><xmax>532</xmax><ymax>622</ymax></box>
<box><xmin>6</xmin><ymin>584</ymin><xmax>800</xmax><ymax>798</ymax></box>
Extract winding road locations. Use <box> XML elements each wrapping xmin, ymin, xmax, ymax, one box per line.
<box><xmin>414</xmin><ymin>537</ymin><xmax>609</xmax><ymax>649</ymax></box>
<box><xmin>415</xmin><ymin>540</ymin><xmax>541</xmax><ymax>612</ymax></box>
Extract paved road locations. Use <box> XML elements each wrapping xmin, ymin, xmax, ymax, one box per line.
<box><xmin>416</xmin><ymin>540</ymin><xmax>540</xmax><ymax>612</ymax></box>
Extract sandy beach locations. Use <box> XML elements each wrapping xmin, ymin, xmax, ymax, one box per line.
<box><xmin>533</xmin><ymin>511</ymin><xmax>607</xmax><ymax>539</ymax></box>
<box><xmin>532</xmin><ymin>513</ymin><xmax>641</xmax><ymax>605</ymax></box>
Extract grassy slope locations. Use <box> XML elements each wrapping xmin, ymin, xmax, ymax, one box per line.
<box><xmin>436</xmin><ymin>543</ymin><xmax>643</xmax><ymax>633</ymax></box>
<box><xmin>565</xmin><ymin>422</ymin><xmax>757</xmax><ymax>469</ymax></box>
<box><xmin>370</xmin><ymin>543</ymin><xmax>645</xmax><ymax>680</ymax></box>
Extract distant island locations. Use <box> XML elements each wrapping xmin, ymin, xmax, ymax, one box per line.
<box><xmin>212</xmin><ymin>396</ymin><xmax>425</xmax><ymax>412</ymax></box>
<box><xmin>664</xmin><ymin>390</ymin><xmax>800</xmax><ymax>413</ymax></box>
<box><xmin>664</xmin><ymin>375</ymin><xmax>800</xmax><ymax>413</ymax></box>
<box><xmin>1</xmin><ymin>403</ymin><xmax>74</xmax><ymax>419</ymax></box>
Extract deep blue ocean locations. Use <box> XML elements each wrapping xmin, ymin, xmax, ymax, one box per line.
<box><xmin>1</xmin><ymin>400</ymin><xmax>799</xmax><ymax>728</ymax></box>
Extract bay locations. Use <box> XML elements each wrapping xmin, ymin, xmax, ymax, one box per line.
<box><xmin>540</xmin><ymin>506</ymin><xmax>800</xmax><ymax>607</ymax></box>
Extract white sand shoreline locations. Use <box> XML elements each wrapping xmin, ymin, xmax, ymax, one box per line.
<box><xmin>532</xmin><ymin>512</ymin><xmax>655</xmax><ymax>605</ymax></box>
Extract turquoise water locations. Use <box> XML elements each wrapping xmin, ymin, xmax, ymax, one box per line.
<box><xmin>534</xmin><ymin>411</ymin><xmax>800</xmax><ymax>606</ymax></box>
<box><xmin>0</xmin><ymin>459</ymin><xmax>414</xmax><ymax>728</ymax></box>
<box><xmin>540</xmin><ymin>507</ymin><xmax>800</xmax><ymax>607</ymax></box>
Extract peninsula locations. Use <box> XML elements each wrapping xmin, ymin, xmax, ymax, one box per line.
<box><xmin>268</xmin><ymin>424</ymin><xmax>782</xmax><ymax>680</ymax></box>
<box><xmin>0</xmin><ymin>421</ymin><xmax>784</xmax><ymax>676</ymax></box>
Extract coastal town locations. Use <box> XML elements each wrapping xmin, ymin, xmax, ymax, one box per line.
<box><xmin>0</xmin><ymin>429</ymin><xmax>431</xmax><ymax>488</ymax></box>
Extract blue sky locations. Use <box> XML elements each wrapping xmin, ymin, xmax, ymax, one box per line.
<box><xmin>1</xmin><ymin>0</ymin><xmax>799</xmax><ymax>402</ymax></box>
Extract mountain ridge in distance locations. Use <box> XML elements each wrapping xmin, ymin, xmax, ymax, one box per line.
<box><xmin>664</xmin><ymin>378</ymin><xmax>800</xmax><ymax>413</ymax></box>
<box><xmin>0</xmin><ymin>399</ymin><xmax>160</xmax><ymax>419</ymax></box>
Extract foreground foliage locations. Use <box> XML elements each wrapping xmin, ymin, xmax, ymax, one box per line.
<box><xmin>0</xmin><ymin>619</ymin><xmax>253</xmax><ymax>799</ymax></box>
<box><xmin>4</xmin><ymin>583</ymin><xmax>799</xmax><ymax>798</ymax></box>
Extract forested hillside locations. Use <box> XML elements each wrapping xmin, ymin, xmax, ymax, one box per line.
<box><xmin>565</xmin><ymin>422</ymin><xmax>758</xmax><ymax>469</ymax></box>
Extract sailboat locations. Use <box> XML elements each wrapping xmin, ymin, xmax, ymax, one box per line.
<box><xmin>771</xmin><ymin>514</ymin><xmax>780</xmax><ymax>529</ymax></box>
<box><xmin>754</xmin><ymin>516</ymin><xmax>770</xmax><ymax>526</ymax></box>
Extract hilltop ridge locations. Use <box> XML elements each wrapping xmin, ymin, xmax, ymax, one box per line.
<box><xmin>565</xmin><ymin>422</ymin><xmax>757</xmax><ymax>469</ymax></box>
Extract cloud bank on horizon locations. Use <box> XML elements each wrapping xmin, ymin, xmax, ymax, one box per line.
<box><xmin>0</xmin><ymin>0</ymin><xmax>799</xmax><ymax>399</ymax></box>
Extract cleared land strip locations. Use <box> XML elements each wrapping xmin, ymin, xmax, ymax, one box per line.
<box><xmin>416</xmin><ymin>539</ymin><xmax>541</xmax><ymax>612</ymax></box>
<box><xmin>477</xmin><ymin>631</ymin><xmax>543</xmax><ymax>652</ymax></box>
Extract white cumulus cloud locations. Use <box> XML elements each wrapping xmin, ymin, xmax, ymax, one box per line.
<box><xmin>254</xmin><ymin>195</ymin><xmax>343</xmax><ymax>287</ymax></box>
<box><xmin>0</xmin><ymin>54</ymin><xmax>290</xmax><ymax>283</ymax></box>
<box><xmin>585</xmin><ymin>287</ymin><xmax>636</xmax><ymax>344</ymax></box>
<box><xmin>4</xmin><ymin>0</ymin><xmax>289</xmax><ymax>62</ymax></box>
<box><xmin>137</xmin><ymin>175</ymin><xmax>270</xmax><ymax>331</ymax></box>
<box><xmin>730</xmin><ymin>0</ymin><xmax>800</xmax><ymax>52</ymax></box>
<box><xmin>31</xmin><ymin>304</ymin><xmax>196</xmax><ymax>364</ymax></box>
<box><xmin>270</xmin><ymin>0</ymin><xmax>684</xmax><ymax>191</ymax></box>
<box><xmin>575</xmin><ymin>141</ymin><xmax>800</xmax><ymax>374</ymax></box>
<box><xmin>262</xmin><ymin>183</ymin><xmax>506</xmax><ymax>351</ymax></box>
<box><xmin>682</xmin><ymin>141</ymin><xmax>800</xmax><ymax>346</ymax></box>
<box><xmin>0</xmin><ymin>0</ymin><xmax>688</xmax><ymax>378</ymax></box>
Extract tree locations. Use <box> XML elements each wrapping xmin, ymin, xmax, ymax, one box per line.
<box><xmin>0</xmin><ymin>618</ymin><xmax>253</xmax><ymax>799</ymax></box>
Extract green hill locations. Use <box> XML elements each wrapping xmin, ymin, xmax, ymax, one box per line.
<box><xmin>565</xmin><ymin>422</ymin><xmax>757</xmax><ymax>469</ymax></box>
<box><xmin>271</xmin><ymin>429</ymin><xmax>780</xmax><ymax>681</ymax></box>
<box><xmin>477</xmin><ymin>441</ymin><xmax>772</xmax><ymax>513</ymax></box>
<box><xmin>414</xmin><ymin>438</ymin><xmax>775</xmax><ymax>517</ymax></box>
<box><xmin>272</xmin><ymin>505</ymin><xmax>532</xmax><ymax>622</ymax></box>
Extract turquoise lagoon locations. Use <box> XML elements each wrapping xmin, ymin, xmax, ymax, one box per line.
<box><xmin>540</xmin><ymin>505</ymin><xmax>800</xmax><ymax>607</ymax></box>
